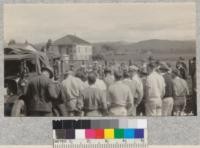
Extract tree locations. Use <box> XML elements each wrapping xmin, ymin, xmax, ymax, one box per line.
<box><xmin>92</xmin><ymin>53</ymin><xmax>105</xmax><ymax>61</ymax></box>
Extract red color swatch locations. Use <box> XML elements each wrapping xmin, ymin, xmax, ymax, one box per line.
<box><xmin>95</xmin><ymin>129</ymin><xmax>104</xmax><ymax>139</ymax></box>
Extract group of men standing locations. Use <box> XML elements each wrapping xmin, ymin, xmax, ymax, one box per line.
<box><xmin>23</xmin><ymin>58</ymin><xmax>193</xmax><ymax>117</ymax></box>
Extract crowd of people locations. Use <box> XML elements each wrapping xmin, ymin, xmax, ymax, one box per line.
<box><xmin>22</xmin><ymin>57</ymin><xmax>196</xmax><ymax>117</ymax></box>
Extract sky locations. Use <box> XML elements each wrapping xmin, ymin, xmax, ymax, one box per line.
<box><xmin>4</xmin><ymin>3</ymin><xmax>196</xmax><ymax>44</ymax></box>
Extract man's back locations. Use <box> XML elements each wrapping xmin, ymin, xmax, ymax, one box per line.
<box><xmin>122</xmin><ymin>79</ymin><xmax>137</xmax><ymax>98</ymax></box>
<box><xmin>25</xmin><ymin>75</ymin><xmax>56</xmax><ymax>113</ymax></box>
<box><xmin>173</xmin><ymin>77</ymin><xmax>189</xmax><ymax>97</ymax></box>
<box><xmin>62</xmin><ymin>75</ymin><xmax>85</xmax><ymax>100</ymax></box>
<box><xmin>146</xmin><ymin>71</ymin><xmax>165</xmax><ymax>99</ymax></box>
<box><xmin>132</xmin><ymin>74</ymin><xmax>143</xmax><ymax>99</ymax></box>
<box><xmin>108</xmin><ymin>81</ymin><xmax>133</xmax><ymax>107</ymax></box>
<box><xmin>80</xmin><ymin>86</ymin><xmax>107</xmax><ymax>111</ymax></box>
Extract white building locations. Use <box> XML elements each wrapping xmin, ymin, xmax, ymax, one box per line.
<box><xmin>51</xmin><ymin>35</ymin><xmax>92</xmax><ymax>61</ymax></box>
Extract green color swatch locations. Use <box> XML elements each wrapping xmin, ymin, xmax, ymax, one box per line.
<box><xmin>114</xmin><ymin>129</ymin><xmax>124</xmax><ymax>139</ymax></box>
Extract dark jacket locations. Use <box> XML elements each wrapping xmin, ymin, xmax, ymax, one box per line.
<box><xmin>163</xmin><ymin>73</ymin><xmax>174</xmax><ymax>98</ymax></box>
<box><xmin>52</xmin><ymin>81</ymin><xmax>68</xmax><ymax>116</ymax></box>
<box><xmin>25</xmin><ymin>75</ymin><xmax>57</xmax><ymax>114</ymax></box>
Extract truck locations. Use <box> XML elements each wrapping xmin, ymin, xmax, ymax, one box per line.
<box><xmin>4</xmin><ymin>46</ymin><xmax>50</xmax><ymax>116</ymax></box>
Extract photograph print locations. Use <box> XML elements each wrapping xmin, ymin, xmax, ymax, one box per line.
<box><xmin>4</xmin><ymin>3</ymin><xmax>196</xmax><ymax>117</ymax></box>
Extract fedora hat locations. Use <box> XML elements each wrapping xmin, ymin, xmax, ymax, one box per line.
<box><xmin>159</xmin><ymin>62</ymin><xmax>170</xmax><ymax>71</ymax></box>
<box><xmin>41</xmin><ymin>66</ymin><xmax>54</xmax><ymax>79</ymax></box>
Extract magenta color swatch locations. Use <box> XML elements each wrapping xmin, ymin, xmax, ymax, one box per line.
<box><xmin>85</xmin><ymin>129</ymin><xmax>96</xmax><ymax>139</ymax></box>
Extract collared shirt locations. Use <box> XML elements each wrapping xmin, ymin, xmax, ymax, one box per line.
<box><xmin>132</xmin><ymin>74</ymin><xmax>144</xmax><ymax>100</ymax></box>
<box><xmin>172</xmin><ymin>76</ymin><xmax>189</xmax><ymax>97</ymax></box>
<box><xmin>62</xmin><ymin>75</ymin><xmax>85</xmax><ymax>100</ymax></box>
<box><xmin>146</xmin><ymin>71</ymin><xmax>165</xmax><ymax>99</ymax></box>
<box><xmin>122</xmin><ymin>78</ymin><xmax>137</xmax><ymax>99</ymax></box>
<box><xmin>79</xmin><ymin>85</ymin><xmax>107</xmax><ymax>111</ymax></box>
<box><xmin>108</xmin><ymin>81</ymin><xmax>133</xmax><ymax>108</ymax></box>
<box><xmin>122</xmin><ymin>78</ymin><xmax>142</xmax><ymax>106</ymax></box>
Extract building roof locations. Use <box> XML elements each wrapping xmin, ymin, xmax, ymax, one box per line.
<box><xmin>53</xmin><ymin>34</ymin><xmax>91</xmax><ymax>46</ymax></box>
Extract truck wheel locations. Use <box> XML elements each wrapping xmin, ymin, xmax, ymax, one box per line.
<box><xmin>11</xmin><ymin>100</ymin><xmax>26</xmax><ymax>117</ymax></box>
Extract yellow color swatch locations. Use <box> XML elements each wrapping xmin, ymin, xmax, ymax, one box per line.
<box><xmin>104</xmin><ymin>129</ymin><xmax>114</xmax><ymax>139</ymax></box>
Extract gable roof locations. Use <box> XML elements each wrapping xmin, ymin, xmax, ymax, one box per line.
<box><xmin>53</xmin><ymin>35</ymin><xmax>91</xmax><ymax>46</ymax></box>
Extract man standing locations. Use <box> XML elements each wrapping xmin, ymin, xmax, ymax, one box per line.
<box><xmin>189</xmin><ymin>57</ymin><xmax>196</xmax><ymax>115</ymax></box>
<box><xmin>25</xmin><ymin>66</ymin><xmax>57</xmax><ymax>116</ymax></box>
<box><xmin>145</xmin><ymin>63</ymin><xmax>165</xmax><ymax>116</ymax></box>
<box><xmin>52</xmin><ymin>77</ymin><xmax>68</xmax><ymax>116</ymax></box>
<box><xmin>122</xmin><ymin>70</ymin><xmax>138</xmax><ymax>116</ymax></box>
<box><xmin>176</xmin><ymin>57</ymin><xmax>187</xmax><ymax>80</ymax></box>
<box><xmin>172</xmin><ymin>69</ymin><xmax>189</xmax><ymax>116</ymax></box>
<box><xmin>108</xmin><ymin>70</ymin><xmax>133</xmax><ymax>116</ymax></box>
<box><xmin>159</xmin><ymin>63</ymin><xmax>174</xmax><ymax>116</ymax></box>
<box><xmin>62</xmin><ymin>71</ymin><xmax>85</xmax><ymax>116</ymax></box>
<box><xmin>129</xmin><ymin>65</ymin><xmax>144</xmax><ymax>113</ymax></box>
<box><xmin>79</xmin><ymin>72</ymin><xmax>108</xmax><ymax>116</ymax></box>
<box><xmin>137</xmin><ymin>65</ymin><xmax>148</xmax><ymax>116</ymax></box>
<box><xmin>85</xmin><ymin>71</ymin><xmax>107</xmax><ymax>91</ymax></box>
<box><xmin>104</xmin><ymin>68</ymin><xmax>114</xmax><ymax>89</ymax></box>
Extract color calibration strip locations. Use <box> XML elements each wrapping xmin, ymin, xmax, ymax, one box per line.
<box><xmin>53</xmin><ymin>119</ymin><xmax>147</xmax><ymax>141</ymax></box>
<box><xmin>54</xmin><ymin>128</ymin><xmax>144</xmax><ymax>139</ymax></box>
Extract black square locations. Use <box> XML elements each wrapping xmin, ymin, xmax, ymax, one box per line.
<box><xmin>55</xmin><ymin>129</ymin><xmax>66</xmax><ymax>139</ymax></box>
<box><xmin>66</xmin><ymin>129</ymin><xmax>75</xmax><ymax>139</ymax></box>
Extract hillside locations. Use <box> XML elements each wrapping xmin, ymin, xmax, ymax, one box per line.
<box><xmin>92</xmin><ymin>39</ymin><xmax>196</xmax><ymax>61</ymax></box>
<box><xmin>93</xmin><ymin>39</ymin><xmax>195</xmax><ymax>54</ymax></box>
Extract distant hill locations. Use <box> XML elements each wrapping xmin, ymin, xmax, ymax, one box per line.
<box><xmin>93</xmin><ymin>39</ymin><xmax>195</xmax><ymax>54</ymax></box>
<box><xmin>92</xmin><ymin>39</ymin><xmax>196</xmax><ymax>61</ymax></box>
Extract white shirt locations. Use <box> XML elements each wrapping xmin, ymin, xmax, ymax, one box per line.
<box><xmin>132</xmin><ymin>74</ymin><xmax>144</xmax><ymax>99</ymax></box>
<box><xmin>62</xmin><ymin>75</ymin><xmax>85</xmax><ymax>99</ymax></box>
<box><xmin>146</xmin><ymin>71</ymin><xmax>166</xmax><ymax>99</ymax></box>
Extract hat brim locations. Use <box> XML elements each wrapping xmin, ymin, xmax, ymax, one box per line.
<box><xmin>159</xmin><ymin>67</ymin><xmax>169</xmax><ymax>71</ymax></box>
<box><xmin>41</xmin><ymin>67</ymin><xmax>53</xmax><ymax>78</ymax></box>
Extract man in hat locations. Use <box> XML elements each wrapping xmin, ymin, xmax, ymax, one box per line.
<box><xmin>51</xmin><ymin>76</ymin><xmax>68</xmax><ymax>116</ymax></box>
<box><xmin>79</xmin><ymin>72</ymin><xmax>108</xmax><ymax>116</ymax></box>
<box><xmin>108</xmin><ymin>70</ymin><xmax>133</xmax><ymax>116</ymax></box>
<box><xmin>137</xmin><ymin>65</ymin><xmax>148</xmax><ymax>116</ymax></box>
<box><xmin>122</xmin><ymin>70</ymin><xmax>138</xmax><ymax>116</ymax></box>
<box><xmin>104</xmin><ymin>68</ymin><xmax>114</xmax><ymax>89</ymax></box>
<box><xmin>171</xmin><ymin>69</ymin><xmax>189</xmax><ymax>116</ymax></box>
<box><xmin>129</xmin><ymin>65</ymin><xmax>143</xmax><ymax>112</ymax></box>
<box><xmin>176</xmin><ymin>57</ymin><xmax>187</xmax><ymax>80</ymax></box>
<box><xmin>145</xmin><ymin>62</ymin><xmax>165</xmax><ymax>116</ymax></box>
<box><xmin>159</xmin><ymin>62</ymin><xmax>174</xmax><ymax>116</ymax></box>
<box><xmin>61</xmin><ymin>70</ymin><xmax>85</xmax><ymax>116</ymax></box>
<box><xmin>93</xmin><ymin>61</ymin><xmax>99</xmax><ymax>72</ymax></box>
<box><xmin>25</xmin><ymin>66</ymin><xmax>57</xmax><ymax>116</ymax></box>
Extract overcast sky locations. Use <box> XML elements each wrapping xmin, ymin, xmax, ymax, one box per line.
<box><xmin>4</xmin><ymin>3</ymin><xmax>196</xmax><ymax>43</ymax></box>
